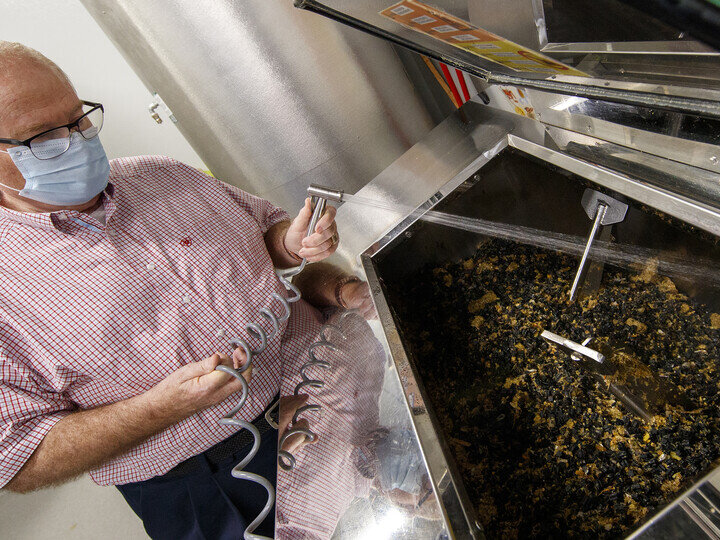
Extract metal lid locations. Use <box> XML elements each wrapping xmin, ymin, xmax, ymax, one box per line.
<box><xmin>296</xmin><ymin>0</ymin><xmax>720</xmax><ymax>118</ymax></box>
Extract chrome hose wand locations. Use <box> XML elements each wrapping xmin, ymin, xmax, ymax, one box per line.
<box><xmin>215</xmin><ymin>184</ymin><xmax>343</xmax><ymax>538</ymax></box>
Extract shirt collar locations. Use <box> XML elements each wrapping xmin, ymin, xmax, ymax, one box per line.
<box><xmin>0</xmin><ymin>182</ymin><xmax>117</xmax><ymax>233</ymax></box>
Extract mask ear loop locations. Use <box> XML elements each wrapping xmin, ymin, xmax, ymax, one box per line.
<box><xmin>0</xmin><ymin>149</ymin><xmax>24</xmax><ymax>192</ymax></box>
<box><xmin>0</xmin><ymin>150</ymin><xmax>23</xmax><ymax>192</ymax></box>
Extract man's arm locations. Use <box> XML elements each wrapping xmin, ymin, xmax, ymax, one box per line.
<box><xmin>5</xmin><ymin>352</ymin><xmax>248</xmax><ymax>493</ymax></box>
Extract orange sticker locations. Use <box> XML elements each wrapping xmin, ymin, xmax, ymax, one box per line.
<box><xmin>380</xmin><ymin>0</ymin><xmax>587</xmax><ymax>77</ymax></box>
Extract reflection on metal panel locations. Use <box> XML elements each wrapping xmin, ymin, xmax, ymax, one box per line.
<box><xmin>275</xmin><ymin>310</ymin><xmax>448</xmax><ymax>539</ymax></box>
<box><xmin>467</xmin><ymin>0</ymin><xmax>544</xmax><ymax>50</ymax></box>
<box><xmin>79</xmin><ymin>0</ymin><xmax>435</xmax><ymax>210</ymax></box>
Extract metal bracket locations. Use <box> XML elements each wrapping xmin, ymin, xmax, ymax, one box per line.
<box><xmin>148</xmin><ymin>92</ymin><xmax>177</xmax><ymax>124</ymax></box>
<box><xmin>581</xmin><ymin>189</ymin><xmax>628</xmax><ymax>226</ymax></box>
<box><xmin>148</xmin><ymin>102</ymin><xmax>162</xmax><ymax>124</ymax></box>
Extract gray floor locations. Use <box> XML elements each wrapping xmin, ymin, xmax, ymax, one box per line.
<box><xmin>0</xmin><ymin>475</ymin><xmax>148</xmax><ymax>539</ymax></box>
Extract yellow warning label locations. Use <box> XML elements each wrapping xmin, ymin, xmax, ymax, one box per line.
<box><xmin>380</xmin><ymin>0</ymin><xmax>587</xmax><ymax>76</ymax></box>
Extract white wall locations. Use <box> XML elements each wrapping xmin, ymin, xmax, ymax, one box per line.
<box><xmin>0</xmin><ymin>1</ymin><xmax>207</xmax><ymax>538</ymax></box>
<box><xmin>0</xmin><ymin>0</ymin><xmax>206</xmax><ymax>169</ymax></box>
<box><xmin>0</xmin><ymin>476</ymin><xmax>148</xmax><ymax>540</ymax></box>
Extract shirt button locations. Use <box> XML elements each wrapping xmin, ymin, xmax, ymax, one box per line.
<box><xmin>182</xmin><ymin>294</ymin><xmax>191</xmax><ymax>304</ymax></box>
<box><xmin>146</xmin><ymin>262</ymin><xmax>156</xmax><ymax>271</ymax></box>
<box><xmin>216</xmin><ymin>329</ymin><xmax>226</xmax><ymax>338</ymax></box>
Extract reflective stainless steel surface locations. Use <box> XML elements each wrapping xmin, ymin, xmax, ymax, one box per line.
<box><xmin>296</xmin><ymin>0</ymin><xmax>720</xmax><ymax>118</ymax></box>
<box><xmin>470</xmin><ymin>0</ymin><xmax>720</xmax><ymax>105</ymax></box>
<box><xmin>521</xmin><ymin>91</ymin><xmax>720</xmax><ymax>174</ymax></box>
<box><xmin>79</xmin><ymin>0</ymin><xmax>435</xmax><ymax>211</ymax></box>
<box><xmin>467</xmin><ymin>0</ymin><xmax>544</xmax><ymax>51</ymax></box>
<box><xmin>540</xmin><ymin>41</ymin><xmax>717</xmax><ymax>55</ymax></box>
<box><xmin>630</xmin><ymin>471</ymin><xmax>720</xmax><ymax>539</ymax></box>
<box><xmin>334</xmin><ymin>106</ymin><xmax>533</xmax><ymax>267</ymax></box>
<box><xmin>363</xmin><ymin>162</ymin><xmax>720</xmax><ymax>535</ymax></box>
<box><xmin>276</xmin><ymin>106</ymin><xmax>512</xmax><ymax>540</ymax></box>
<box><xmin>341</xmin><ymin>100</ymin><xmax>720</xmax><ymax>239</ymax></box>
<box><xmin>521</xmin><ymin>127</ymin><xmax>720</xmax><ymax>235</ymax></box>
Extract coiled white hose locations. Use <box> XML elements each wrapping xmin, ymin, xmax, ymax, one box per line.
<box><xmin>215</xmin><ymin>199</ymin><xmax>326</xmax><ymax>539</ymax></box>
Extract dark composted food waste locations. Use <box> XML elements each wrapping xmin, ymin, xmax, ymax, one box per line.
<box><xmin>395</xmin><ymin>239</ymin><xmax>720</xmax><ymax>538</ymax></box>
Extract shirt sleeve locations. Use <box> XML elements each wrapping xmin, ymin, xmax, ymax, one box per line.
<box><xmin>0</xmin><ymin>352</ymin><xmax>74</xmax><ymax>488</ymax></box>
<box><xmin>172</xmin><ymin>161</ymin><xmax>291</xmax><ymax>234</ymax></box>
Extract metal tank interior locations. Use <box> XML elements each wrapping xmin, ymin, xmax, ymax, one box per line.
<box><xmin>364</xmin><ymin>133</ymin><xmax>720</xmax><ymax>537</ymax></box>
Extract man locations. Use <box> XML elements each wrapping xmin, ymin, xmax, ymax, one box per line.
<box><xmin>0</xmin><ymin>42</ymin><xmax>373</xmax><ymax>539</ymax></box>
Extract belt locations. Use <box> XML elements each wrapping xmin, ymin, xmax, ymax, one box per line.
<box><xmin>162</xmin><ymin>395</ymin><xmax>279</xmax><ymax>479</ymax></box>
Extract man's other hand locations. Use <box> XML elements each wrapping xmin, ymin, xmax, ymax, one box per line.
<box><xmin>4</xmin><ymin>352</ymin><xmax>253</xmax><ymax>493</ymax></box>
<box><xmin>148</xmin><ymin>353</ymin><xmax>252</xmax><ymax>419</ymax></box>
<box><xmin>284</xmin><ymin>198</ymin><xmax>339</xmax><ymax>262</ymax></box>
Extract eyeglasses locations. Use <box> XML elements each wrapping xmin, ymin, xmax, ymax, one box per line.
<box><xmin>0</xmin><ymin>100</ymin><xmax>104</xmax><ymax>160</ymax></box>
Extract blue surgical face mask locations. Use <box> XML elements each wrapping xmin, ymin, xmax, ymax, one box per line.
<box><xmin>0</xmin><ymin>131</ymin><xmax>110</xmax><ymax>206</ymax></box>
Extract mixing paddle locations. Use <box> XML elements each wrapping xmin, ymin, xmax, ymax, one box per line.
<box><xmin>541</xmin><ymin>330</ymin><xmax>693</xmax><ymax>422</ymax></box>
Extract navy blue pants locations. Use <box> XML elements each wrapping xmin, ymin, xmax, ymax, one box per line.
<box><xmin>116</xmin><ymin>428</ymin><xmax>277</xmax><ymax>540</ymax></box>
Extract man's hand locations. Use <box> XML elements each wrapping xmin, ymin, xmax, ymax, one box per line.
<box><xmin>339</xmin><ymin>280</ymin><xmax>377</xmax><ymax>320</ymax></box>
<box><xmin>6</xmin><ymin>351</ymin><xmax>252</xmax><ymax>493</ymax></box>
<box><xmin>284</xmin><ymin>198</ymin><xmax>339</xmax><ymax>262</ymax></box>
<box><xmin>375</xmin><ymin>477</ymin><xmax>441</xmax><ymax>520</ymax></box>
<box><xmin>148</xmin><ymin>351</ymin><xmax>252</xmax><ymax>420</ymax></box>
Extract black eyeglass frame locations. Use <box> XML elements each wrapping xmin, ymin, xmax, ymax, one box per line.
<box><xmin>0</xmin><ymin>100</ymin><xmax>104</xmax><ymax>152</ymax></box>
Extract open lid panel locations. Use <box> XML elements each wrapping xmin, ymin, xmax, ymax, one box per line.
<box><xmin>295</xmin><ymin>0</ymin><xmax>720</xmax><ymax>118</ymax></box>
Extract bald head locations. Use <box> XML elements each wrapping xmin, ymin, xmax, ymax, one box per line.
<box><xmin>0</xmin><ymin>41</ymin><xmax>73</xmax><ymax>88</ymax></box>
<box><xmin>0</xmin><ymin>42</ymin><xmax>87</xmax><ymax>211</ymax></box>
<box><xmin>0</xmin><ymin>43</ymin><xmax>75</xmax><ymax>111</ymax></box>
<box><xmin>0</xmin><ymin>40</ymin><xmax>74</xmax><ymax>108</ymax></box>
<box><xmin>0</xmin><ymin>42</ymin><xmax>79</xmax><ymax>138</ymax></box>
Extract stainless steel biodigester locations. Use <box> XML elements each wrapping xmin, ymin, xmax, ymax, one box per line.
<box><xmin>80</xmin><ymin>0</ymin><xmax>720</xmax><ymax>537</ymax></box>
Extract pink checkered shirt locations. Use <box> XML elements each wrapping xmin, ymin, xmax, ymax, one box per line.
<box><xmin>0</xmin><ymin>155</ymin><xmax>323</xmax><ymax>487</ymax></box>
